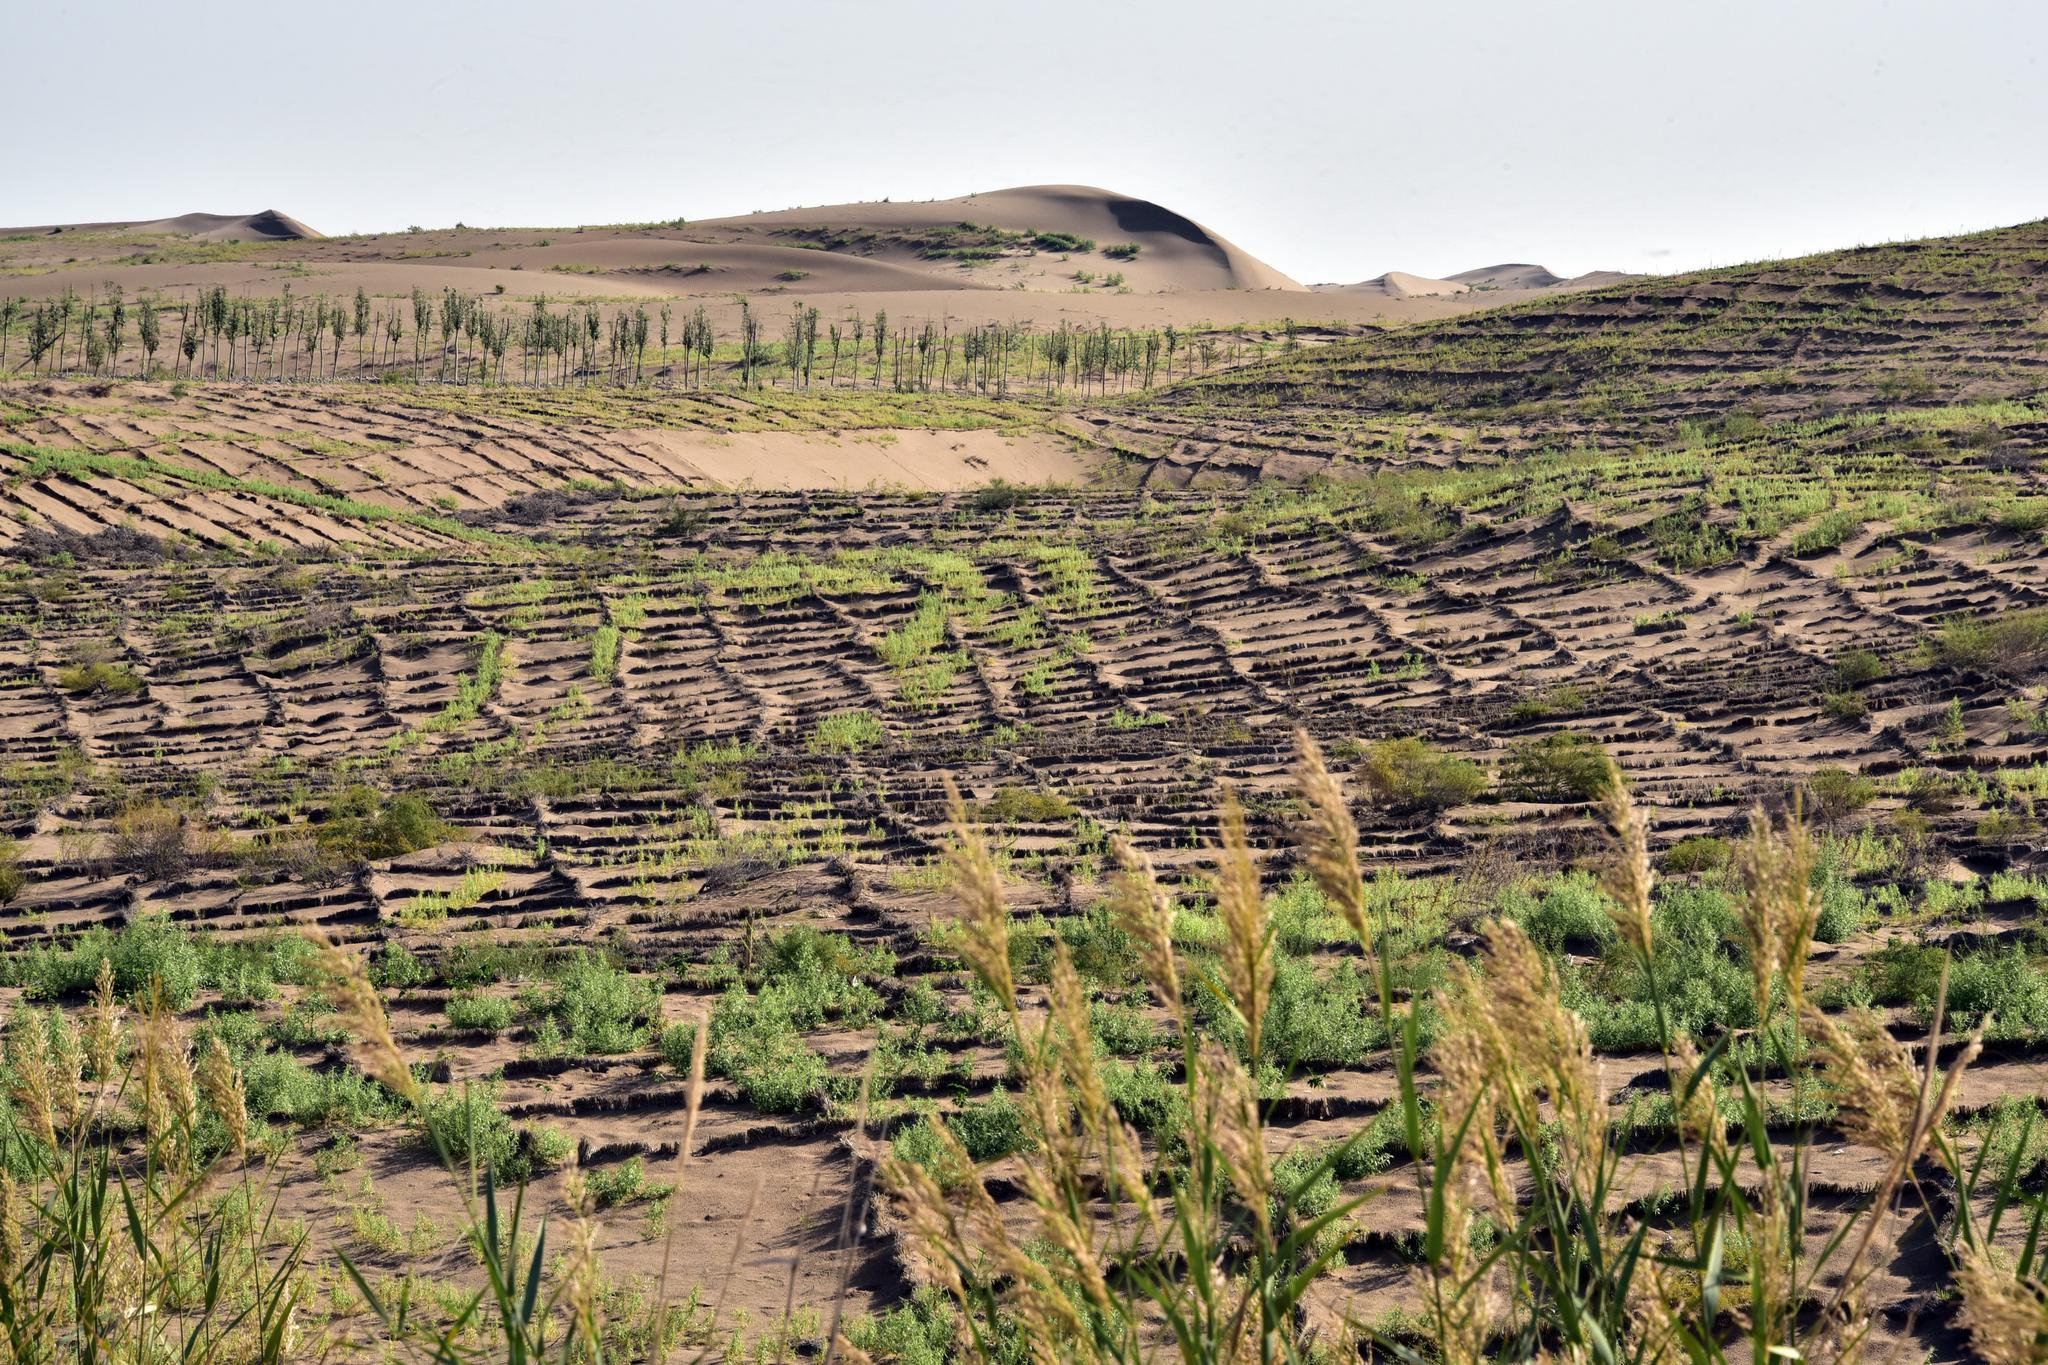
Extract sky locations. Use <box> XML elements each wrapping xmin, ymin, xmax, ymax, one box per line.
<box><xmin>10</xmin><ymin>0</ymin><xmax>2045</xmax><ymax>284</ymax></box>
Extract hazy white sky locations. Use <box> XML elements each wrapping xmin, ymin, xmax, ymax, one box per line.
<box><xmin>12</xmin><ymin>0</ymin><xmax>2044</xmax><ymax>283</ymax></box>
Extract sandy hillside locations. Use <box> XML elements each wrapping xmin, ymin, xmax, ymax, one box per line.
<box><xmin>0</xmin><ymin>186</ymin><xmax>1623</xmax><ymax>334</ymax></box>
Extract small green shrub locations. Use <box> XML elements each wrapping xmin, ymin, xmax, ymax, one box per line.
<box><xmin>1820</xmin><ymin>689</ymin><xmax>1869</xmax><ymax>722</ymax></box>
<box><xmin>1357</xmin><ymin>737</ymin><xmax>1488</xmax><ymax>811</ymax></box>
<box><xmin>809</xmin><ymin>710</ymin><xmax>884</xmax><ymax>754</ymax></box>
<box><xmin>527</xmin><ymin>1124</ymin><xmax>577</xmax><ymax>1170</ymax></box>
<box><xmin>657</xmin><ymin>1020</ymin><xmax>698</xmax><ymax>1071</ymax></box>
<box><xmin>420</xmin><ymin>1081</ymin><xmax>525</xmax><ymax>1180</ymax></box>
<box><xmin>1933</xmin><ymin>607</ymin><xmax>2048</xmax><ymax>674</ymax></box>
<box><xmin>978</xmin><ymin>786</ymin><xmax>1075</xmax><ymax>824</ymax></box>
<box><xmin>1834</xmin><ymin>649</ymin><xmax>1886</xmax><ymax>688</ymax></box>
<box><xmin>0</xmin><ymin>836</ymin><xmax>25</xmax><ymax>905</ymax></box>
<box><xmin>1509</xmin><ymin>684</ymin><xmax>1589</xmax><ymax>722</ymax></box>
<box><xmin>707</xmin><ymin>985</ymin><xmax>828</xmax><ymax>1113</ymax></box>
<box><xmin>19</xmin><ymin>917</ymin><xmax>202</xmax><ymax>1007</ymax></box>
<box><xmin>444</xmin><ymin>991</ymin><xmax>515</xmax><ymax>1033</ymax></box>
<box><xmin>370</xmin><ymin>940</ymin><xmax>428</xmax><ymax>990</ymax></box>
<box><xmin>528</xmin><ymin>954</ymin><xmax>659</xmax><ymax>1054</ymax></box>
<box><xmin>1504</xmin><ymin>873</ymin><xmax>1617</xmax><ymax>953</ymax></box>
<box><xmin>54</xmin><ymin>660</ymin><xmax>143</xmax><ymax>697</ymax></box>
<box><xmin>1501</xmin><ymin>733</ymin><xmax>1615</xmax><ymax>803</ymax></box>
<box><xmin>970</xmin><ymin>480</ymin><xmax>1029</xmax><ymax>513</ymax></box>
<box><xmin>1807</xmin><ymin>768</ymin><xmax>1877</xmax><ymax>823</ymax></box>
<box><xmin>1660</xmin><ymin>836</ymin><xmax>1730</xmax><ymax>875</ymax></box>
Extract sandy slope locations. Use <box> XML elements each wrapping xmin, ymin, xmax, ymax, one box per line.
<box><xmin>0</xmin><ymin>186</ymin><xmax>1633</xmax><ymax>334</ymax></box>
<box><xmin>622</xmin><ymin>427</ymin><xmax>1091</xmax><ymax>490</ymax></box>
<box><xmin>695</xmin><ymin>184</ymin><xmax>1300</xmax><ymax>291</ymax></box>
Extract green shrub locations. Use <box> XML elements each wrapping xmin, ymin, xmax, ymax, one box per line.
<box><xmin>657</xmin><ymin>1020</ymin><xmax>698</xmax><ymax>1071</ymax></box>
<box><xmin>1089</xmin><ymin>1001</ymin><xmax>1157</xmax><ymax>1056</ymax></box>
<box><xmin>1941</xmin><ymin>948</ymin><xmax>2048</xmax><ymax>1036</ymax></box>
<box><xmin>1501</xmin><ymin>733</ymin><xmax>1615</xmax><ymax>803</ymax></box>
<box><xmin>809</xmin><ymin>710</ymin><xmax>884</xmax><ymax>754</ymax></box>
<box><xmin>1099</xmin><ymin>1058</ymin><xmax>1187</xmax><ymax>1137</ymax></box>
<box><xmin>951</xmin><ymin>1090</ymin><xmax>1029</xmax><ymax>1162</ymax></box>
<box><xmin>1565</xmin><ymin>884</ymin><xmax>1752</xmax><ymax>1047</ymax></box>
<box><xmin>19</xmin><ymin>917</ymin><xmax>202</xmax><ymax>1007</ymax></box>
<box><xmin>1812</xmin><ymin>873</ymin><xmax>1870</xmax><ymax>944</ymax></box>
<box><xmin>314</xmin><ymin>787</ymin><xmax>451</xmax><ymax>866</ymax></box>
<box><xmin>54</xmin><ymin>660</ymin><xmax>144</xmax><ymax>696</ymax></box>
<box><xmin>1866</xmin><ymin>939</ymin><xmax>1946</xmax><ymax>1007</ymax></box>
<box><xmin>528</xmin><ymin>954</ymin><xmax>660</xmax><ymax>1054</ymax></box>
<box><xmin>1820</xmin><ymin>689</ymin><xmax>1869</xmax><ymax>722</ymax></box>
<box><xmin>421</xmin><ymin>1081</ymin><xmax>524</xmax><ymax>1179</ymax></box>
<box><xmin>844</xmin><ymin>1286</ymin><xmax>958</xmax><ymax>1365</ymax></box>
<box><xmin>1789</xmin><ymin>508</ymin><xmax>1862</xmax><ymax>556</ymax></box>
<box><xmin>1978</xmin><ymin>806</ymin><xmax>2042</xmax><ymax>848</ymax></box>
<box><xmin>370</xmin><ymin>940</ymin><xmax>428</xmax><ymax>989</ymax></box>
<box><xmin>1260</xmin><ymin>957</ymin><xmax>1382</xmax><ymax>1069</ymax></box>
<box><xmin>1032</xmin><ymin>232</ymin><xmax>1095</xmax><ymax>253</ymax></box>
<box><xmin>1660</xmin><ymin>836</ymin><xmax>1730</xmax><ymax>875</ymax></box>
<box><xmin>970</xmin><ymin>480</ymin><xmax>1028</xmax><ymax>513</ymax></box>
<box><xmin>527</xmin><ymin>1125</ymin><xmax>577</xmax><ymax>1170</ymax></box>
<box><xmin>0</xmin><ymin>836</ymin><xmax>24</xmax><ymax>905</ymax></box>
<box><xmin>1807</xmin><ymin>768</ymin><xmax>1877</xmax><ymax>822</ymax></box>
<box><xmin>891</xmin><ymin>1114</ymin><xmax>971</xmax><ymax>1189</ymax></box>
<box><xmin>198</xmin><ymin>934</ymin><xmax>321</xmax><ymax>1005</ymax></box>
<box><xmin>1504</xmin><ymin>873</ymin><xmax>1617</xmax><ymax>953</ymax></box>
<box><xmin>1834</xmin><ymin>649</ymin><xmax>1887</xmax><ymax>688</ymax></box>
<box><xmin>1933</xmin><ymin>607</ymin><xmax>2048</xmax><ymax>674</ymax></box>
<box><xmin>586</xmin><ymin>1156</ymin><xmax>669</xmax><ymax>1207</ymax></box>
<box><xmin>978</xmin><ymin>786</ymin><xmax>1075</xmax><ymax>825</ymax></box>
<box><xmin>444</xmin><ymin>991</ymin><xmax>514</xmax><ymax>1033</ymax></box>
<box><xmin>1509</xmin><ymin>684</ymin><xmax>1589</xmax><ymax>723</ymax></box>
<box><xmin>707</xmin><ymin>985</ymin><xmax>828</xmax><ymax>1112</ymax></box>
<box><xmin>1357</xmin><ymin>737</ymin><xmax>1488</xmax><ymax>811</ymax></box>
<box><xmin>1102</xmin><ymin>242</ymin><xmax>1141</xmax><ymax>260</ymax></box>
<box><xmin>756</xmin><ymin>926</ymin><xmax>892</xmax><ymax>1025</ymax></box>
<box><xmin>243</xmin><ymin>1049</ymin><xmax>405</xmax><ymax>1127</ymax></box>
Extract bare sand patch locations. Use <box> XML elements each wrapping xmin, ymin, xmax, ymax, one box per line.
<box><xmin>620</xmin><ymin>426</ymin><xmax>1092</xmax><ymax>491</ymax></box>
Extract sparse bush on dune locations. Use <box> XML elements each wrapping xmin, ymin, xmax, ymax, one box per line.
<box><xmin>1933</xmin><ymin>605</ymin><xmax>2048</xmax><ymax>673</ymax></box>
<box><xmin>0</xmin><ymin>835</ymin><xmax>24</xmax><ymax>905</ymax></box>
<box><xmin>17</xmin><ymin>915</ymin><xmax>203</xmax><ymax>1006</ymax></box>
<box><xmin>1807</xmin><ymin>765</ymin><xmax>1877</xmax><ymax>823</ymax></box>
<box><xmin>1356</xmin><ymin>735</ymin><xmax>1488</xmax><ymax>810</ymax></box>
<box><xmin>1501</xmin><ymin>730</ymin><xmax>1616</xmax><ymax>802</ymax></box>
<box><xmin>525</xmin><ymin>951</ymin><xmax>660</xmax><ymax>1054</ymax></box>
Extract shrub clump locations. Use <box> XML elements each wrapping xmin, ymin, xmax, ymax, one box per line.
<box><xmin>1501</xmin><ymin>733</ymin><xmax>1615</xmax><ymax>802</ymax></box>
<box><xmin>1933</xmin><ymin>607</ymin><xmax>2048</xmax><ymax>674</ymax></box>
<box><xmin>18</xmin><ymin>917</ymin><xmax>202</xmax><ymax>1008</ymax></box>
<box><xmin>444</xmin><ymin>991</ymin><xmax>515</xmax><ymax>1033</ymax></box>
<box><xmin>1356</xmin><ymin>737</ymin><xmax>1487</xmax><ymax>811</ymax></box>
<box><xmin>526</xmin><ymin>953</ymin><xmax>660</xmax><ymax>1054</ymax></box>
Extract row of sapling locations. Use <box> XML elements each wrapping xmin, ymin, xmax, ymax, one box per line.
<box><xmin>0</xmin><ymin>286</ymin><xmax>1247</xmax><ymax>393</ymax></box>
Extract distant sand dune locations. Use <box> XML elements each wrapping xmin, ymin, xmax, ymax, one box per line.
<box><xmin>1313</xmin><ymin>260</ymin><xmax>1637</xmax><ymax>299</ymax></box>
<box><xmin>0</xmin><ymin>209</ymin><xmax>321</xmax><ymax>241</ymax></box>
<box><xmin>0</xmin><ymin>189</ymin><xmax>1644</xmax><ymax>334</ymax></box>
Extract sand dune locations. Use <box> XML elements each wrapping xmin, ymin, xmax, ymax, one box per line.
<box><xmin>0</xmin><ymin>209</ymin><xmax>321</xmax><ymax>241</ymax></box>
<box><xmin>0</xmin><ymin>188</ymin><xmax>1644</xmax><ymax>336</ymax></box>
<box><xmin>1314</xmin><ymin>260</ymin><xmax>1637</xmax><ymax>299</ymax></box>
<box><xmin>1445</xmin><ymin>262</ymin><xmax>1564</xmax><ymax>290</ymax></box>
<box><xmin>697</xmin><ymin>184</ymin><xmax>1300</xmax><ymax>292</ymax></box>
